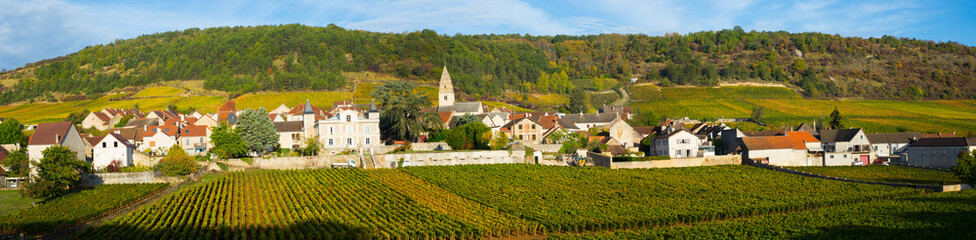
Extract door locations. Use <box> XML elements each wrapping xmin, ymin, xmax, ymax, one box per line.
<box><xmin>859</xmin><ymin>155</ymin><xmax>870</xmax><ymax>165</ymax></box>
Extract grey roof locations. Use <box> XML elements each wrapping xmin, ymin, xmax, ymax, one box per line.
<box><xmin>866</xmin><ymin>132</ymin><xmax>921</xmax><ymax>144</ymax></box>
<box><xmin>123</xmin><ymin>118</ymin><xmax>160</xmax><ymax>128</ymax></box>
<box><xmin>795</xmin><ymin>123</ymin><xmax>817</xmax><ymax>135</ymax></box>
<box><xmin>560</xmin><ymin>112</ymin><xmax>617</xmax><ymax>124</ymax></box>
<box><xmin>909</xmin><ymin>137</ymin><xmax>971</xmax><ymax>147</ymax></box>
<box><xmin>819</xmin><ymin>129</ymin><xmax>862</xmax><ymax>143</ymax></box>
<box><xmin>453</xmin><ymin>102</ymin><xmax>483</xmax><ymax>113</ymax></box>
<box><xmin>274</xmin><ymin>121</ymin><xmax>304</xmax><ymax>133</ymax></box>
<box><xmin>303</xmin><ymin>99</ymin><xmax>314</xmax><ymax>114</ymax></box>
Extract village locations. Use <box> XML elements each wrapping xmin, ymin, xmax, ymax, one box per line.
<box><xmin>1</xmin><ymin>67</ymin><xmax>972</xmax><ymax>190</ymax></box>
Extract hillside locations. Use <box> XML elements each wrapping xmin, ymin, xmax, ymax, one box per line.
<box><xmin>1</xmin><ymin>24</ymin><xmax>975</xmax><ymax>105</ymax></box>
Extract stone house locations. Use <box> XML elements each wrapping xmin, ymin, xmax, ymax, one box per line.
<box><xmin>274</xmin><ymin>121</ymin><xmax>305</xmax><ymax>150</ymax></box>
<box><xmin>179</xmin><ymin>125</ymin><xmax>211</xmax><ymax>155</ymax></box>
<box><xmin>501</xmin><ymin>117</ymin><xmax>545</xmax><ymax>144</ymax></box>
<box><xmin>318</xmin><ymin>105</ymin><xmax>381</xmax><ymax>150</ymax></box>
<box><xmin>81</xmin><ymin>112</ymin><xmax>119</xmax><ymax>130</ymax></box>
<box><xmin>92</xmin><ymin>133</ymin><xmax>135</xmax><ymax>170</ymax></box>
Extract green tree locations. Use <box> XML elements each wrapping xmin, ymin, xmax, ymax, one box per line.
<box><xmin>751</xmin><ymin>106</ymin><xmax>765</xmax><ymax>122</ymax></box>
<box><xmin>829</xmin><ymin>108</ymin><xmax>844</xmax><ymax>129</ymax></box>
<box><xmin>629</xmin><ymin>109</ymin><xmax>660</xmax><ymax>127</ymax></box>
<box><xmin>459</xmin><ymin>122</ymin><xmax>491</xmax><ymax>150</ymax></box>
<box><xmin>0</xmin><ymin>118</ymin><xmax>27</xmax><ymax>146</ymax></box>
<box><xmin>301</xmin><ymin>136</ymin><xmax>322</xmax><ymax>156</ymax></box>
<box><xmin>952</xmin><ymin>150</ymin><xmax>976</xmax><ymax>187</ymax></box>
<box><xmin>211</xmin><ymin>124</ymin><xmax>247</xmax><ymax>159</ymax></box>
<box><xmin>453</xmin><ymin>114</ymin><xmax>481</xmax><ymax>127</ymax></box>
<box><xmin>566</xmin><ymin>89</ymin><xmax>589</xmax><ymax>113</ymax></box>
<box><xmin>153</xmin><ymin>145</ymin><xmax>199</xmax><ymax>176</ymax></box>
<box><xmin>236</xmin><ymin>108</ymin><xmax>279</xmax><ymax>155</ymax></box>
<box><xmin>65</xmin><ymin>111</ymin><xmax>89</xmax><ymax>125</ymax></box>
<box><xmin>372</xmin><ymin>81</ymin><xmax>440</xmax><ymax>142</ymax></box>
<box><xmin>113</xmin><ymin>115</ymin><xmax>134</xmax><ymax>128</ymax></box>
<box><xmin>445</xmin><ymin>129</ymin><xmax>466</xmax><ymax>150</ymax></box>
<box><xmin>22</xmin><ymin>146</ymin><xmax>91</xmax><ymax>202</ymax></box>
<box><xmin>1</xmin><ymin>149</ymin><xmax>29</xmax><ymax>176</ymax></box>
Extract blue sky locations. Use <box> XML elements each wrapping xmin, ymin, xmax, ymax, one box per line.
<box><xmin>1</xmin><ymin>0</ymin><xmax>973</xmax><ymax>70</ymax></box>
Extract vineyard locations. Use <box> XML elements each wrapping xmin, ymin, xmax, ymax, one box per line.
<box><xmin>787</xmin><ymin>165</ymin><xmax>962</xmax><ymax>185</ymax></box>
<box><xmin>551</xmin><ymin>186</ymin><xmax>976</xmax><ymax>239</ymax></box>
<box><xmin>401</xmin><ymin>165</ymin><xmax>924</xmax><ymax>232</ymax></box>
<box><xmin>79</xmin><ymin>169</ymin><xmax>485</xmax><ymax>239</ymax></box>
<box><xmin>0</xmin><ymin>183</ymin><xmax>168</xmax><ymax>235</ymax></box>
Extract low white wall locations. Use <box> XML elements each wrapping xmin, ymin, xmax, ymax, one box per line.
<box><xmin>249</xmin><ymin>155</ymin><xmax>361</xmax><ymax>170</ymax></box>
<box><xmin>373</xmin><ymin>150</ymin><xmax>525</xmax><ymax>169</ymax></box>
<box><xmin>79</xmin><ymin>171</ymin><xmax>179</xmax><ymax>186</ymax></box>
<box><xmin>530</xmin><ymin>144</ymin><xmax>562</xmax><ymax>153</ymax></box>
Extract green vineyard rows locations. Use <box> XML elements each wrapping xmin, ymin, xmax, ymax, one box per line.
<box><xmin>787</xmin><ymin>165</ymin><xmax>962</xmax><ymax>185</ymax></box>
<box><xmin>551</xmin><ymin>187</ymin><xmax>976</xmax><ymax>239</ymax></box>
<box><xmin>0</xmin><ymin>183</ymin><xmax>168</xmax><ymax>235</ymax></box>
<box><xmin>79</xmin><ymin>169</ymin><xmax>481</xmax><ymax>239</ymax></box>
<box><xmin>402</xmin><ymin>165</ymin><xmax>924</xmax><ymax>233</ymax></box>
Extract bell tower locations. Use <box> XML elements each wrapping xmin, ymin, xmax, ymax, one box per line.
<box><xmin>438</xmin><ymin>66</ymin><xmax>455</xmax><ymax>107</ymax></box>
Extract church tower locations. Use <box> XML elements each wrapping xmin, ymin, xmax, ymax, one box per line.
<box><xmin>437</xmin><ymin>66</ymin><xmax>455</xmax><ymax>107</ymax></box>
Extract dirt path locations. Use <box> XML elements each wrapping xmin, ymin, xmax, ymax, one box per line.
<box><xmin>611</xmin><ymin>87</ymin><xmax>629</xmax><ymax>106</ymax></box>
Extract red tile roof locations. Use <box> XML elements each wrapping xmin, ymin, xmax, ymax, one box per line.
<box><xmin>29</xmin><ymin>121</ymin><xmax>74</xmax><ymax>145</ymax></box>
<box><xmin>438</xmin><ymin>111</ymin><xmax>454</xmax><ymax>124</ymax></box>
<box><xmin>785</xmin><ymin>131</ymin><xmax>819</xmax><ymax>143</ymax></box>
<box><xmin>741</xmin><ymin>136</ymin><xmax>806</xmax><ymax>150</ymax></box>
<box><xmin>181</xmin><ymin>125</ymin><xmax>209</xmax><ymax>137</ymax></box>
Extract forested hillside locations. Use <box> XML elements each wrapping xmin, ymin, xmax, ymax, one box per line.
<box><xmin>1</xmin><ymin>24</ymin><xmax>974</xmax><ymax>104</ymax></box>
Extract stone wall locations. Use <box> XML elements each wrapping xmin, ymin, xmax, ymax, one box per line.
<box><xmin>373</xmin><ymin>150</ymin><xmax>525</xmax><ymax>169</ymax></box>
<box><xmin>529</xmin><ymin>144</ymin><xmax>562</xmax><ymax>153</ymax></box>
<box><xmin>609</xmin><ymin>155</ymin><xmax>741</xmax><ymax>169</ymax></box>
<box><xmin>248</xmin><ymin>155</ymin><xmax>361</xmax><ymax>170</ymax></box>
<box><xmin>133</xmin><ymin>152</ymin><xmax>162</xmax><ymax>167</ymax></box>
<box><xmin>411</xmin><ymin>142</ymin><xmax>452</xmax><ymax>151</ymax></box>
<box><xmin>587</xmin><ymin>152</ymin><xmax>612</xmax><ymax>168</ymax></box>
<box><xmin>79</xmin><ymin>171</ymin><xmax>180</xmax><ymax>186</ymax></box>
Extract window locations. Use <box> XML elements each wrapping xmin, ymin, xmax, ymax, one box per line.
<box><xmin>292</xmin><ymin>133</ymin><xmax>301</xmax><ymax>141</ymax></box>
<box><xmin>328</xmin><ymin>138</ymin><xmax>334</xmax><ymax>146</ymax></box>
<box><xmin>444</xmin><ymin>96</ymin><xmax>448</xmax><ymax>100</ymax></box>
<box><xmin>347</xmin><ymin>138</ymin><xmax>353</xmax><ymax>145</ymax></box>
<box><xmin>347</xmin><ymin>126</ymin><xmax>354</xmax><ymax>134</ymax></box>
<box><xmin>329</xmin><ymin>127</ymin><xmax>334</xmax><ymax>135</ymax></box>
<box><xmin>102</xmin><ymin>142</ymin><xmax>107</xmax><ymax>148</ymax></box>
<box><xmin>186</xmin><ymin>139</ymin><xmax>190</xmax><ymax>145</ymax></box>
<box><xmin>364</xmin><ymin>126</ymin><xmax>370</xmax><ymax>134</ymax></box>
<box><xmin>149</xmin><ymin>141</ymin><xmax>156</xmax><ymax>147</ymax></box>
<box><xmin>518</xmin><ymin>125</ymin><xmax>523</xmax><ymax>130</ymax></box>
<box><xmin>531</xmin><ymin>124</ymin><xmax>536</xmax><ymax>130</ymax></box>
<box><xmin>365</xmin><ymin>138</ymin><xmax>371</xmax><ymax>145</ymax></box>
<box><xmin>346</xmin><ymin>115</ymin><xmax>351</xmax><ymax>122</ymax></box>
<box><xmin>292</xmin><ymin>144</ymin><xmax>300</xmax><ymax>149</ymax></box>
<box><xmin>114</xmin><ymin>142</ymin><xmax>118</xmax><ymax>147</ymax></box>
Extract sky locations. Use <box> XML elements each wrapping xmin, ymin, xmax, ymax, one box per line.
<box><xmin>1</xmin><ymin>0</ymin><xmax>974</xmax><ymax>70</ymax></box>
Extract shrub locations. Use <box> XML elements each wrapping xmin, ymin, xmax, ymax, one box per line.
<box><xmin>153</xmin><ymin>145</ymin><xmax>199</xmax><ymax>176</ymax></box>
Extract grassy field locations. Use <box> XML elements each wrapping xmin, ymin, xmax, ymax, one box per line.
<box><xmin>552</xmin><ymin>189</ymin><xmax>976</xmax><ymax>239</ymax></box>
<box><xmin>0</xmin><ymin>190</ymin><xmax>31</xmax><ymax>216</ymax></box>
<box><xmin>628</xmin><ymin>86</ymin><xmax>976</xmax><ymax>134</ymax></box>
<box><xmin>787</xmin><ymin>165</ymin><xmax>962</xmax><ymax>185</ymax></box>
<box><xmin>130</xmin><ymin>86</ymin><xmax>185</xmax><ymax>98</ymax></box>
<box><xmin>588</xmin><ymin>91</ymin><xmax>620</xmax><ymax>108</ymax></box>
<box><xmin>403</xmin><ymin>164</ymin><xmax>920</xmax><ymax>232</ymax></box>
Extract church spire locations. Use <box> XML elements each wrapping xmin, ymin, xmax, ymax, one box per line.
<box><xmin>438</xmin><ymin>66</ymin><xmax>455</xmax><ymax>107</ymax></box>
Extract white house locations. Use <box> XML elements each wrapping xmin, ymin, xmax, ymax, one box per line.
<box><xmin>820</xmin><ymin>129</ymin><xmax>873</xmax><ymax>165</ymax></box>
<box><xmin>179</xmin><ymin>125</ymin><xmax>211</xmax><ymax>155</ymax></box>
<box><xmin>274</xmin><ymin>121</ymin><xmax>305</xmax><ymax>150</ymax></box>
<box><xmin>139</xmin><ymin>129</ymin><xmax>179</xmax><ymax>154</ymax></box>
<box><xmin>92</xmin><ymin>133</ymin><xmax>135</xmax><ymax>169</ymax></box>
<box><xmin>739</xmin><ymin>135</ymin><xmax>809</xmax><ymax>166</ymax></box>
<box><xmin>867</xmin><ymin>132</ymin><xmax>921</xmax><ymax>157</ymax></box>
<box><xmin>28</xmin><ymin>121</ymin><xmax>87</xmax><ymax>162</ymax></box>
<box><xmin>318</xmin><ymin>106</ymin><xmax>381</xmax><ymax>150</ymax></box>
<box><xmin>652</xmin><ymin>130</ymin><xmax>700</xmax><ymax>158</ymax></box>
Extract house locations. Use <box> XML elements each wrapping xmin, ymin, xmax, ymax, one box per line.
<box><xmin>111</xmin><ymin>127</ymin><xmax>146</xmax><ymax>146</ymax></box>
<box><xmin>274</xmin><ymin>121</ymin><xmax>305</xmax><ymax>150</ymax></box>
<box><xmin>605</xmin><ymin>117</ymin><xmax>642</xmax><ymax>149</ymax></box>
<box><xmin>81</xmin><ymin>112</ymin><xmax>117</xmax><ymax>130</ymax></box>
<box><xmin>268</xmin><ymin>113</ymin><xmax>286</xmax><ymax>122</ymax></box>
<box><xmin>193</xmin><ymin>115</ymin><xmax>220</xmax><ymax>128</ymax></box>
<box><xmin>819</xmin><ymin>129</ymin><xmax>873</xmax><ymax>165</ymax></box>
<box><xmin>27</xmin><ymin>121</ymin><xmax>87</xmax><ymax>163</ymax></box>
<box><xmin>739</xmin><ymin>135</ymin><xmax>809</xmax><ymax>166</ymax></box>
<box><xmin>866</xmin><ymin>132</ymin><xmax>921</xmax><ymax>157</ymax></box>
<box><xmin>218</xmin><ymin>101</ymin><xmax>239</xmax><ymax>125</ymax></box>
<box><xmin>501</xmin><ymin>117</ymin><xmax>545</xmax><ymax>144</ymax></box>
<box><xmin>139</xmin><ymin>126</ymin><xmax>179</xmax><ymax>154</ymax></box>
<box><xmin>651</xmin><ymin>130</ymin><xmax>700</xmax><ymax>158</ymax></box>
<box><xmin>269</xmin><ymin>104</ymin><xmax>291</xmax><ymax>115</ymax></box>
<box><xmin>795</xmin><ymin>123</ymin><xmax>818</xmax><ymax>137</ymax></box>
<box><xmin>92</xmin><ymin>133</ymin><xmax>135</xmax><ymax>169</ymax></box>
<box><xmin>905</xmin><ymin>137</ymin><xmax>976</xmax><ymax>168</ymax></box>
<box><xmin>317</xmin><ymin>103</ymin><xmax>381</xmax><ymax>150</ymax></box>
<box><xmin>560</xmin><ymin>112</ymin><xmax>618</xmax><ymax>131</ymax></box>
<box><xmin>179</xmin><ymin>125</ymin><xmax>211</xmax><ymax>155</ymax></box>
<box><xmin>785</xmin><ymin>131</ymin><xmax>822</xmax><ymax>152</ymax></box>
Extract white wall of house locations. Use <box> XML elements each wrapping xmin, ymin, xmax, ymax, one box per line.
<box><xmin>278</xmin><ymin>131</ymin><xmax>304</xmax><ymax>149</ymax></box>
<box><xmin>81</xmin><ymin>113</ymin><xmax>109</xmax><ymax>130</ymax></box>
<box><xmin>92</xmin><ymin>137</ymin><xmax>133</xmax><ymax>169</ymax></box>
<box><xmin>179</xmin><ymin>136</ymin><xmax>211</xmax><ymax>155</ymax></box>
<box><xmin>139</xmin><ymin>132</ymin><xmax>178</xmax><ymax>154</ymax></box>
<box><xmin>746</xmin><ymin>148</ymin><xmax>808</xmax><ymax>166</ymax></box>
<box><xmin>317</xmin><ymin>110</ymin><xmax>380</xmax><ymax>150</ymax></box>
<box><xmin>653</xmin><ymin>131</ymin><xmax>700</xmax><ymax>158</ymax></box>
<box><xmin>872</xmin><ymin>143</ymin><xmax>910</xmax><ymax>157</ymax></box>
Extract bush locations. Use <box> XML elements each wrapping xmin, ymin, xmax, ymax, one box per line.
<box><xmin>445</xmin><ymin>129</ymin><xmax>466</xmax><ymax>150</ymax></box>
<box><xmin>105</xmin><ymin>160</ymin><xmax>122</xmax><ymax>173</ymax></box>
<box><xmin>153</xmin><ymin>145</ymin><xmax>199</xmax><ymax>176</ymax></box>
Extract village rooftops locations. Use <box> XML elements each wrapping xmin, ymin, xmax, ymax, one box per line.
<box><xmin>909</xmin><ymin>137</ymin><xmax>976</xmax><ymax>147</ymax></box>
<box><xmin>866</xmin><ymin>132</ymin><xmax>922</xmax><ymax>144</ymax></box>
<box><xmin>740</xmin><ymin>135</ymin><xmax>807</xmax><ymax>150</ymax></box>
<box><xmin>181</xmin><ymin>125</ymin><xmax>209</xmax><ymax>137</ymax></box>
<box><xmin>28</xmin><ymin>121</ymin><xmax>74</xmax><ymax>145</ymax></box>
